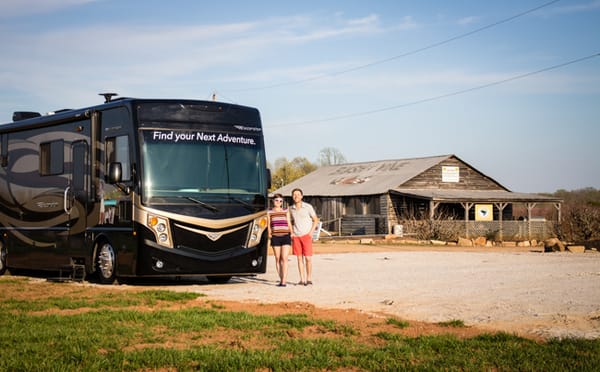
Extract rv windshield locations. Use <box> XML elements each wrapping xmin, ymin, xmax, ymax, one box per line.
<box><xmin>140</xmin><ymin>129</ymin><xmax>266</xmax><ymax>205</ymax></box>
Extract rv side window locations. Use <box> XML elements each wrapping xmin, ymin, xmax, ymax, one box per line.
<box><xmin>40</xmin><ymin>140</ymin><xmax>64</xmax><ymax>175</ymax></box>
<box><xmin>106</xmin><ymin>135</ymin><xmax>131</xmax><ymax>181</ymax></box>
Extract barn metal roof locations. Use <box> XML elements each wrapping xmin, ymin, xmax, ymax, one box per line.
<box><xmin>276</xmin><ymin>154</ymin><xmax>455</xmax><ymax>197</ymax></box>
<box><xmin>274</xmin><ymin>154</ymin><xmax>561</xmax><ymax>203</ymax></box>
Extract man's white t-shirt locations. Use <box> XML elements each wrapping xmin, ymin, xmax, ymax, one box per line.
<box><xmin>290</xmin><ymin>202</ymin><xmax>317</xmax><ymax>236</ymax></box>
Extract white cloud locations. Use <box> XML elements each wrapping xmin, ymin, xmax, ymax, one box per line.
<box><xmin>0</xmin><ymin>11</ymin><xmax>388</xmax><ymax>112</ymax></box>
<box><xmin>0</xmin><ymin>12</ymin><xmax>384</xmax><ymax>81</ymax></box>
<box><xmin>391</xmin><ymin>16</ymin><xmax>419</xmax><ymax>31</ymax></box>
<box><xmin>540</xmin><ymin>0</ymin><xmax>600</xmax><ymax>16</ymax></box>
<box><xmin>347</xmin><ymin>14</ymin><xmax>379</xmax><ymax>26</ymax></box>
<box><xmin>0</xmin><ymin>0</ymin><xmax>97</xmax><ymax>18</ymax></box>
<box><xmin>457</xmin><ymin>16</ymin><xmax>481</xmax><ymax>26</ymax></box>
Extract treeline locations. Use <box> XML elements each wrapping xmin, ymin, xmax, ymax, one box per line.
<box><xmin>268</xmin><ymin>147</ymin><xmax>346</xmax><ymax>190</ymax></box>
<box><xmin>545</xmin><ymin>187</ymin><xmax>600</xmax><ymax>207</ymax></box>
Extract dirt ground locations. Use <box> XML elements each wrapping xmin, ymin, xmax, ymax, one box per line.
<box><xmin>63</xmin><ymin>241</ymin><xmax>599</xmax><ymax>341</ymax></box>
<box><xmin>184</xmin><ymin>242</ymin><xmax>600</xmax><ymax>340</ymax></box>
<box><xmin>7</xmin><ymin>242</ymin><xmax>600</xmax><ymax>341</ymax></box>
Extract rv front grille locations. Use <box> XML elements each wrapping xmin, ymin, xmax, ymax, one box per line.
<box><xmin>171</xmin><ymin>222</ymin><xmax>249</xmax><ymax>253</ymax></box>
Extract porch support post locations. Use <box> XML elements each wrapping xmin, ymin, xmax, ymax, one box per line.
<box><xmin>527</xmin><ymin>203</ymin><xmax>537</xmax><ymax>240</ymax></box>
<box><xmin>430</xmin><ymin>201</ymin><xmax>440</xmax><ymax>220</ymax></box>
<box><xmin>494</xmin><ymin>202</ymin><xmax>508</xmax><ymax>242</ymax></box>
<box><xmin>554</xmin><ymin>202</ymin><xmax>562</xmax><ymax>223</ymax></box>
<box><xmin>461</xmin><ymin>202</ymin><xmax>474</xmax><ymax>238</ymax></box>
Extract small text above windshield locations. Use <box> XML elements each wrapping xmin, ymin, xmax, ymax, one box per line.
<box><xmin>150</xmin><ymin>130</ymin><xmax>257</xmax><ymax>146</ymax></box>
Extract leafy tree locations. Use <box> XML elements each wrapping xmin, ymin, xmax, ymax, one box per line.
<box><xmin>270</xmin><ymin>156</ymin><xmax>317</xmax><ymax>190</ymax></box>
<box><xmin>268</xmin><ymin>148</ymin><xmax>345</xmax><ymax>190</ymax></box>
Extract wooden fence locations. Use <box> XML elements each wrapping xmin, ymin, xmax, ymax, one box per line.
<box><xmin>399</xmin><ymin>220</ymin><xmax>555</xmax><ymax>241</ymax></box>
<box><xmin>322</xmin><ymin>215</ymin><xmax>556</xmax><ymax>241</ymax></box>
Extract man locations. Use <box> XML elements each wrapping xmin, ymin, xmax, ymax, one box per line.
<box><xmin>289</xmin><ymin>188</ymin><xmax>319</xmax><ymax>286</ymax></box>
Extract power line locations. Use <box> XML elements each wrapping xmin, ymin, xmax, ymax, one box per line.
<box><xmin>233</xmin><ymin>0</ymin><xmax>562</xmax><ymax>92</ymax></box>
<box><xmin>267</xmin><ymin>52</ymin><xmax>600</xmax><ymax>128</ymax></box>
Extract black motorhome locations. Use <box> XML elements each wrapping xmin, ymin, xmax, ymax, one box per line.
<box><xmin>0</xmin><ymin>95</ymin><xmax>270</xmax><ymax>283</ymax></box>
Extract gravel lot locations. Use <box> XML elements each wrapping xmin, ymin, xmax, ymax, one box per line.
<box><xmin>194</xmin><ymin>245</ymin><xmax>600</xmax><ymax>340</ymax></box>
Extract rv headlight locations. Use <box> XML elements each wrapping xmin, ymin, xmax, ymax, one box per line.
<box><xmin>247</xmin><ymin>215</ymin><xmax>268</xmax><ymax>248</ymax></box>
<box><xmin>147</xmin><ymin>214</ymin><xmax>171</xmax><ymax>247</ymax></box>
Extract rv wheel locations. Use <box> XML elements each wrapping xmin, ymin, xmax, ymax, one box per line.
<box><xmin>206</xmin><ymin>275</ymin><xmax>232</xmax><ymax>284</ymax></box>
<box><xmin>0</xmin><ymin>241</ymin><xmax>6</xmax><ymax>275</ymax></box>
<box><xmin>95</xmin><ymin>242</ymin><xmax>116</xmax><ymax>284</ymax></box>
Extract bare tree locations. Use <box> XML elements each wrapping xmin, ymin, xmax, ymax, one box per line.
<box><xmin>318</xmin><ymin>147</ymin><xmax>347</xmax><ymax>166</ymax></box>
<box><xmin>550</xmin><ymin>187</ymin><xmax>600</xmax><ymax>242</ymax></box>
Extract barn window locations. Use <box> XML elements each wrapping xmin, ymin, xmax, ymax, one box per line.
<box><xmin>344</xmin><ymin>196</ymin><xmax>380</xmax><ymax>215</ymax></box>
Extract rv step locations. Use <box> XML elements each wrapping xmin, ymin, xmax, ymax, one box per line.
<box><xmin>47</xmin><ymin>264</ymin><xmax>86</xmax><ymax>283</ymax></box>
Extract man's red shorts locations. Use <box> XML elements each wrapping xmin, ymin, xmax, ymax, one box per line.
<box><xmin>292</xmin><ymin>234</ymin><xmax>313</xmax><ymax>256</ymax></box>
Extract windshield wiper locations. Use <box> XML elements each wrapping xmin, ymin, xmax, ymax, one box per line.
<box><xmin>218</xmin><ymin>196</ymin><xmax>256</xmax><ymax>212</ymax></box>
<box><xmin>184</xmin><ymin>196</ymin><xmax>219</xmax><ymax>212</ymax></box>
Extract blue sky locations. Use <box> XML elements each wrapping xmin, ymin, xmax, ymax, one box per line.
<box><xmin>1</xmin><ymin>0</ymin><xmax>598</xmax><ymax>193</ymax></box>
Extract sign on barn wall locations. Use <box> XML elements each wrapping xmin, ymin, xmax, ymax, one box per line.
<box><xmin>476</xmin><ymin>204</ymin><xmax>493</xmax><ymax>221</ymax></box>
<box><xmin>442</xmin><ymin>166</ymin><xmax>459</xmax><ymax>182</ymax></box>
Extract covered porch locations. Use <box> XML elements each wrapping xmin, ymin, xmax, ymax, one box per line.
<box><xmin>390</xmin><ymin>189</ymin><xmax>563</xmax><ymax>241</ymax></box>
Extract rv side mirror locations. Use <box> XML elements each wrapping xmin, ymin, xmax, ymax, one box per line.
<box><xmin>108</xmin><ymin>162</ymin><xmax>122</xmax><ymax>184</ymax></box>
<box><xmin>266</xmin><ymin>168</ymin><xmax>272</xmax><ymax>190</ymax></box>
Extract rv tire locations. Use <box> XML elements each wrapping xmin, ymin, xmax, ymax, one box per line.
<box><xmin>95</xmin><ymin>241</ymin><xmax>117</xmax><ymax>284</ymax></box>
<box><xmin>206</xmin><ymin>275</ymin><xmax>232</xmax><ymax>284</ymax></box>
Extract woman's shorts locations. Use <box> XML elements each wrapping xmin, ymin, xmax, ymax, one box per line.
<box><xmin>271</xmin><ymin>234</ymin><xmax>291</xmax><ymax>246</ymax></box>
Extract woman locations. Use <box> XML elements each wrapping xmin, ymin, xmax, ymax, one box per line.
<box><xmin>267</xmin><ymin>193</ymin><xmax>293</xmax><ymax>287</ymax></box>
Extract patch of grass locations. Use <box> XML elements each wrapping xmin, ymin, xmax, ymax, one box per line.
<box><xmin>131</xmin><ymin>289</ymin><xmax>202</xmax><ymax>304</ymax></box>
<box><xmin>0</xmin><ymin>289</ymin><xmax>200</xmax><ymax>313</ymax></box>
<box><xmin>0</xmin><ymin>277</ymin><xmax>27</xmax><ymax>284</ymax></box>
<box><xmin>437</xmin><ymin>319</ymin><xmax>466</xmax><ymax>328</ymax></box>
<box><xmin>386</xmin><ymin>317</ymin><xmax>410</xmax><ymax>328</ymax></box>
<box><xmin>1</xmin><ymin>280</ymin><xmax>599</xmax><ymax>371</ymax></box>
<box><xmin>375</xmin><ymin>331</ymin><xmax>405</xmax><ymax>342</ymax></box>
<box><xmin>209</xmin><ymin>302</ymin><xmax>225</xmax><ymax>309</ymax></box>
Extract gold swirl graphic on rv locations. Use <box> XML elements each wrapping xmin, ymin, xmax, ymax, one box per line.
<box><xmin>4</xmin><ymin>228</ymin><xmax>57</xmax><ymax>248</ymax></box>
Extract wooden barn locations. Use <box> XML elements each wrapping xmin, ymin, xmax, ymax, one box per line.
<box><xmin>273</xmin><ymin>154</ymin><xmax>562</xmax><ymax>241</ymax></box>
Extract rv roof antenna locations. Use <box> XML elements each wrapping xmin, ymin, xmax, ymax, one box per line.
<box><xmin>99</xmin><ymin>93</ymin><xmax>118</xmax><ymax>103</ymax></box>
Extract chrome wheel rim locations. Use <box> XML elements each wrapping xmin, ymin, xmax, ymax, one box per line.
<box><xmin>97</xmin><ymin>243</ymin><xmax>115</xmax><ymax>279</ymax></box>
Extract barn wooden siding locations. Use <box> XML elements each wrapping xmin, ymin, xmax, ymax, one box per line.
<box><xmin>402</xmin><ymin>158</ymin><xmax>505</xmax><ymax>191</ymax></box>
